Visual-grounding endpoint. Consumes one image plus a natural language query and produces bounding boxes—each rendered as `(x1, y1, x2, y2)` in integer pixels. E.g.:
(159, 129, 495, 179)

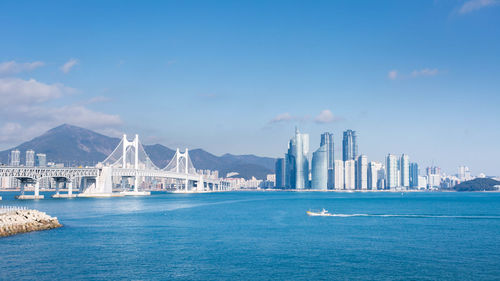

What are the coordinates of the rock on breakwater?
(0, 210, 62, 237)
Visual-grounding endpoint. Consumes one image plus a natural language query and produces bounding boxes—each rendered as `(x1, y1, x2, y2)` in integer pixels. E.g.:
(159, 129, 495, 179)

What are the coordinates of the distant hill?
(453, 178, 500, 192)
(0, 124, 275, 179)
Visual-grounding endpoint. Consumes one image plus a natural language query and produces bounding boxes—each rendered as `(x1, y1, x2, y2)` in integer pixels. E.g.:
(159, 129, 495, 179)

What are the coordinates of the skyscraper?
(368, 161, 382, 190)
(275, 158, 285, 189)
(334, 160, 344, 190)
(320, 132, 334, 189)
(409, 162, 419, 188)
(356, 155, 368, 190)
(36, 153, 47, 167)
(458, 166, 471, 181)
(342, 130, 357, 161)
(311, 144, 328, 190)
(344, 160, 355, 190)
(400, 154, 410, 188)
(26, 150, 35, 167)
(10, 150, 20, 166)
(284, 127, 309, 189)
(386, 154, 398, 189)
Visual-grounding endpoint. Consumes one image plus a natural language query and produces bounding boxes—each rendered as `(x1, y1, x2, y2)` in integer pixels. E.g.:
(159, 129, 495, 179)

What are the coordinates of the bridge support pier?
(16, 179, 44, 200)
(52, 179, 77, 198)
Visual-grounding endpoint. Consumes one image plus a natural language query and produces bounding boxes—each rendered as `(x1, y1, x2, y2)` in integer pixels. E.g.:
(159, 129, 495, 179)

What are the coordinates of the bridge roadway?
(0, 166, 226, 199)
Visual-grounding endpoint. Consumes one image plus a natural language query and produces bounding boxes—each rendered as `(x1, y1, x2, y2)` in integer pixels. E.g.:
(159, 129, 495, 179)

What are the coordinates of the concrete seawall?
(0, 210, 62, 237)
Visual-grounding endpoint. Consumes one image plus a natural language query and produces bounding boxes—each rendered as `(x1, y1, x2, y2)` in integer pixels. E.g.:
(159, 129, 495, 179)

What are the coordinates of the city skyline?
(276, 127, 487, 191)
(0, 1, 499, 175)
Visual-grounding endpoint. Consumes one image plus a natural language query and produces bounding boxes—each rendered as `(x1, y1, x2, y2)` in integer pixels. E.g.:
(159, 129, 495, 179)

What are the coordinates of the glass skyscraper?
(320, 132, 334, 189)
(342, 130, 358, 161)
(311, 144, 328, 190)
(409, 162, 419, 188)
(400, 154, 410, 188)
(285, 127, 309, 189)
(275, 158, 285, 189)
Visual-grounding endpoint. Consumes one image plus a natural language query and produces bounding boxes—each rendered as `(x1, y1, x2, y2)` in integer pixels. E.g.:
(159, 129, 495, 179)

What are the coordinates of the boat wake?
(329, 214, 500, 219)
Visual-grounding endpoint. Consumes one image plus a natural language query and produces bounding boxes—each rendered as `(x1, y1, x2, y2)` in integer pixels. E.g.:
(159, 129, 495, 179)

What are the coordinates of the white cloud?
(459, 0, 499, 14)
(0, 61, 44, 75)
(0, 77, 74, 106)
(270, 113, 294, 123)
(0, 77, 122, 148)
(61, 58, 79, 74)
(411, 68, 439, 77)
(388, 70, 398, 80)
(270, 110, 341, 125)
(388, 68, 441, 80)
(314, 109, 337, 124)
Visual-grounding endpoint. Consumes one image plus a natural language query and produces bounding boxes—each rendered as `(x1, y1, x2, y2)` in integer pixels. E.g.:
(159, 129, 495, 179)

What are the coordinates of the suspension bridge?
(0, 134, 229, 199)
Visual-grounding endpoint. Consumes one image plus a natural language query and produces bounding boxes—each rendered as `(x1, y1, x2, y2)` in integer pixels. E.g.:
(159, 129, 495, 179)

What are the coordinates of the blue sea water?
(1, 191, 500, 280)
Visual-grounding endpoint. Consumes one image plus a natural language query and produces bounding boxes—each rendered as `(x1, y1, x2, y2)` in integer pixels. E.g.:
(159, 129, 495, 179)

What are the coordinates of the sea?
(1, 191, 499, 280)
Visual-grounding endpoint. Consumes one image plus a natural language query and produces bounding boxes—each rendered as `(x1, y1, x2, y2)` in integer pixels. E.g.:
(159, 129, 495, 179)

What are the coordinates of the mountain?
(453, 178, 500, 192)
(0, 124, 275, 179)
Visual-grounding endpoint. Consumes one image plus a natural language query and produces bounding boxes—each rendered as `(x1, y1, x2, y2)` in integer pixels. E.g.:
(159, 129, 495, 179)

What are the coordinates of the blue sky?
(0, 0, 499, 175)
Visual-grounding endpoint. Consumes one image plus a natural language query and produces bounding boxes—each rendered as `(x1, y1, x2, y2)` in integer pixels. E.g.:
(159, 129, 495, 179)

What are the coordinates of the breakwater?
(0, 209, 62, 237)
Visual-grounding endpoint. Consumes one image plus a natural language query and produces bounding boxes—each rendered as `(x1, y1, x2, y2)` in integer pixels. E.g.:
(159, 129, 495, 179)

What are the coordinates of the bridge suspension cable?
(101, 134, 159, 170)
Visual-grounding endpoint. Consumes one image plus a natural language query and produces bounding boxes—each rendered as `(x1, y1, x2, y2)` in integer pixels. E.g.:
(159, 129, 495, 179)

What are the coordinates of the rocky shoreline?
(0, 210, 62, 237)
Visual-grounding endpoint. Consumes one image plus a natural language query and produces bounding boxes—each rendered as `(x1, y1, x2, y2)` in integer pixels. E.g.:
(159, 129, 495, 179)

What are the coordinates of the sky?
(0, 0, 499, 175)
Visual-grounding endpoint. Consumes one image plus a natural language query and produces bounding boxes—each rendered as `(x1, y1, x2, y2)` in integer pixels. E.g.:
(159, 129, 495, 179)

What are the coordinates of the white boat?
(306, 208, 334, 216)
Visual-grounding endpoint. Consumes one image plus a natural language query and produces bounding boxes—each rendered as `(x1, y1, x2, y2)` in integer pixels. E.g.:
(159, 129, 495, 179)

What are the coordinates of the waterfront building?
(386, 154, 398, 189)
(458, 166, 471, 181)
(320, 132, 335, 189)
(426, 166, 441, 176)
(10, 150, 20, 166)
(418, 176, 428, 189)
(36, 153, 47, 167)
(400, 154, 410, 188)
(428, 173, 441, 189)
(334, 160, 344, 190)
(285, 127, 309, 189)
(342, 130, 357, 161)
(311, 144, 328, 190)
(356, 155, 368, 190)
(26, 150, 35, 167)
(275, 158, 285, 189)
(409, 162, 419, 188)
(368, 161, 382, 190)
(344, 160, 355, 190)
(426, 166, 441, 189)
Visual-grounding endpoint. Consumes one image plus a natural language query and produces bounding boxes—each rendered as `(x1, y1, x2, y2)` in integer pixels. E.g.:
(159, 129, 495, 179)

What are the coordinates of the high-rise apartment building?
(356, 155, 368, 190)
(10, 150, 20, 166)
(275, 158, 285, 189)
(368, 161, 382, 190)
(458, 166, 471, 181)
(386, 154, 398, 189)
(320, 132, 334, 189)
(409, 162, 419, 188)
(344, 160, 355, 190)
(334, 160, 344, 190)
(342, 130, 357, 161)
(400, 154, 409, 188)
(311, 144, 328, 190)
(26, 150, 35, 167)
(36, 153, 47, 167)
(285, 127, 309, 189)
